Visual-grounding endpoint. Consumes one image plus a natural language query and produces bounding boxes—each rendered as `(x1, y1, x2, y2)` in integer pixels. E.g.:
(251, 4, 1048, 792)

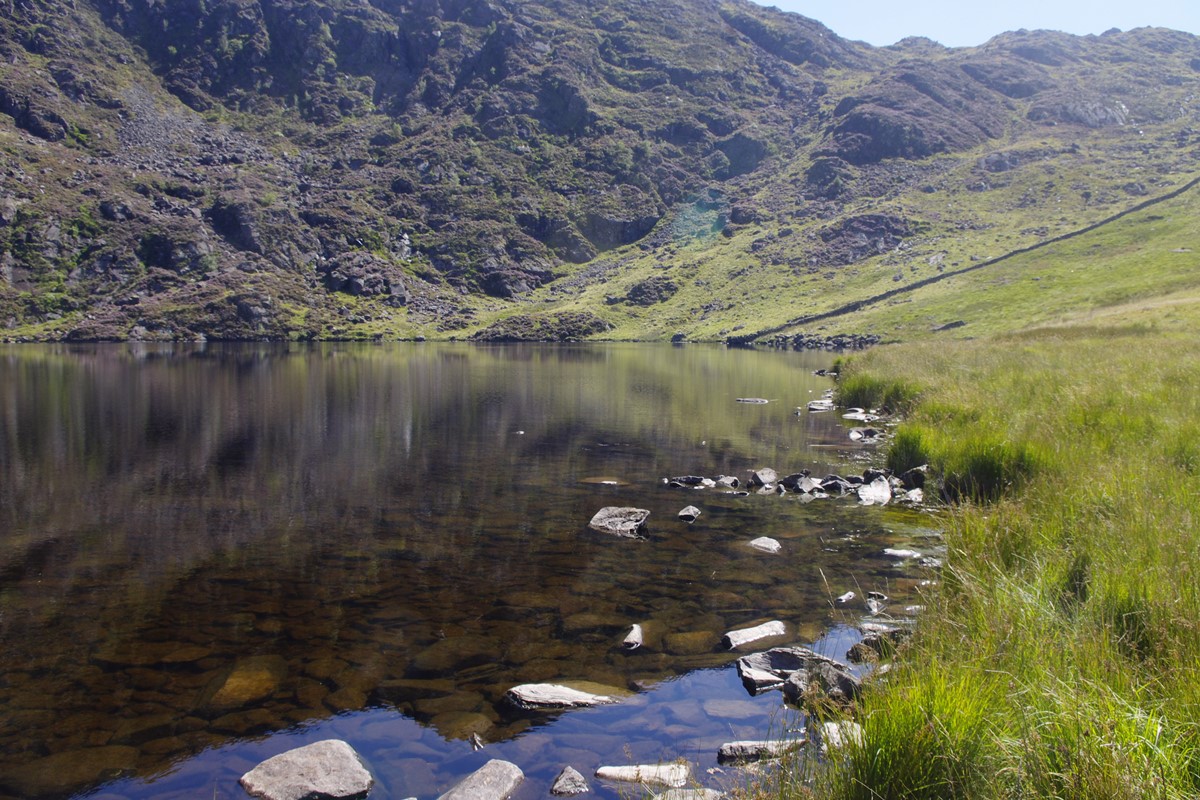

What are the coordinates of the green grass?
(794, 329, 1200, 799)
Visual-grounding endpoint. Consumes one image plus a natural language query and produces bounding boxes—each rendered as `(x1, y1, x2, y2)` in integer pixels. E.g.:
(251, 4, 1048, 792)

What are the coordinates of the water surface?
(0, 343, 939, 799)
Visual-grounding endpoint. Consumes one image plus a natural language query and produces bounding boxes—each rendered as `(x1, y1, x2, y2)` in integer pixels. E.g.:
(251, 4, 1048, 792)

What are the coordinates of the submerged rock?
(438, 759, 524, 800)
(588, 507, 650, 538)
(240, 739, 373, 800)
(198, 654, 287, 713)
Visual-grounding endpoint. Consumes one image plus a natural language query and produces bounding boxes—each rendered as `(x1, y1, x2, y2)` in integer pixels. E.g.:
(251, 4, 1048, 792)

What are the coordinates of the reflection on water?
(0, 343, 937, 799)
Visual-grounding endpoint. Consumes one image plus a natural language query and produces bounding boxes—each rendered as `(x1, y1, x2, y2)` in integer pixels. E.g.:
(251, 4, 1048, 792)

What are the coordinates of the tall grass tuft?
(825, 665, 997, 800)
(836, 372, 922, 415)
(939, 436, 1045, 503)
(886, 425, 932, 475)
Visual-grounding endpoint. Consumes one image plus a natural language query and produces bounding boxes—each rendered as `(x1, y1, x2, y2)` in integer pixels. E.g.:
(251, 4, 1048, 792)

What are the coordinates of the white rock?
(820, 721, 864, 754)
(748, 536, 781, 553)
(623, 624, 644, 650)
(883, 548, 921, 559)
(835, 591, 855, 605)
(722, 620, 786, 650)
(857, 477, 892, 505)
(588, 507, 650, 538)
(652, 790, 725, 800)
(595, 764, 690, 788)
(505, 683, 620, 710)
(678, 505, 702, 522)
(240, 740, 373, 800)
(438, 759, 524, 800)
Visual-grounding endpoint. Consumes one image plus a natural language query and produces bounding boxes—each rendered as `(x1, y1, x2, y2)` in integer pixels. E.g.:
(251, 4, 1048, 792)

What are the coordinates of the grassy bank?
(801, 328, 1200, 799)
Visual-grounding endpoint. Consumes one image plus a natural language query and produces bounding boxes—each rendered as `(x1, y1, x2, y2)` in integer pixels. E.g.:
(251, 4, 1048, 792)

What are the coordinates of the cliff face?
(1, 0, 1198, 341)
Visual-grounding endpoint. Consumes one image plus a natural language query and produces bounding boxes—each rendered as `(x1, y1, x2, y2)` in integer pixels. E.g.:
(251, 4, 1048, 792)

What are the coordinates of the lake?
(0, 343, 940, 799)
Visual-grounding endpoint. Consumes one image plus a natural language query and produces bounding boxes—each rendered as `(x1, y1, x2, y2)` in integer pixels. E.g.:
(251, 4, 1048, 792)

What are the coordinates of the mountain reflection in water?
(0, 343, 935, 799)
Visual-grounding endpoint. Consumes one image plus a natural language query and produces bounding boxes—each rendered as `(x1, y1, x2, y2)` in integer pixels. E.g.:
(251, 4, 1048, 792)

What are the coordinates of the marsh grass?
(802, 331, 1200, 799)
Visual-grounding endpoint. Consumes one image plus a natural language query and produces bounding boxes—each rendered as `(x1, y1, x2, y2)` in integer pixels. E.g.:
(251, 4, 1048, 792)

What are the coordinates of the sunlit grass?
(790, 330, 1200, 799)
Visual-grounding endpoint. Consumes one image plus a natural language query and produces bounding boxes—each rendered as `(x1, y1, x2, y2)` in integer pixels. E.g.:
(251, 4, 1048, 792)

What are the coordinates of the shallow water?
(0, 343, 940, 799)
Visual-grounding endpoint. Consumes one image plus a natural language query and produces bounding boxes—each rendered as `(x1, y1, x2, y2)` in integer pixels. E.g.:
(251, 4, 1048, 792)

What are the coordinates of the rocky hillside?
(1, 0, 1198, 341)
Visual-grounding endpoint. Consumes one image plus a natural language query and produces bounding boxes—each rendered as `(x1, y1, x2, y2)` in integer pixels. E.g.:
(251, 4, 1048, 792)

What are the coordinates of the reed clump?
(805, 331, 1200, 799)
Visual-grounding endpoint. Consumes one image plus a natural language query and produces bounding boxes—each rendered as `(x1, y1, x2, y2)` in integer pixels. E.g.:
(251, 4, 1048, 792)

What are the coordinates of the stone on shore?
(595, 763, 690, 788)
(722, 620, 787, 650)
(437, 759, 524, 800)
(239, 739, 373, 800)
(857, 477, 892, 505)
(588, 507, 650, 538)
(551, 766, 590, 795)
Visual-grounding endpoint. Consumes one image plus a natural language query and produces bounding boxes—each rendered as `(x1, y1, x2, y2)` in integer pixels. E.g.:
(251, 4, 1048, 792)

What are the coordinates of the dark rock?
(898, 466, 927, 490)
(624, 276, 678, 305)
(735, 646, 837, 694)
(717, 739, 802, 764)
(782, 658, 861, 704)
(847, 627, 911, 663)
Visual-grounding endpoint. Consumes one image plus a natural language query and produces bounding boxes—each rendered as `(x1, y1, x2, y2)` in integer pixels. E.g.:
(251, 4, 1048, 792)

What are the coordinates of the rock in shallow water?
(240, 739, 373, 800)
(551, 765, 590, 795)
(722, 620, 787, 650)
(595, 763, 689, 788)
(748, 536, 781, 553)
(717, 739, 803, 764)
(505, 683, 623, 710)
(588, 507, 650, 537)
(437, 759, 524, 800)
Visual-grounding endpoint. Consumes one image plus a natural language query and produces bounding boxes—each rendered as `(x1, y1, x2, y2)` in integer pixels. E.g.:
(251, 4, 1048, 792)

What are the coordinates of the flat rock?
(883, 548, 922, 559)
(748, 536, 781, 553)
(438, 759, 524, 800)
(551, 766, 590, 796)
(588, 507, 650, 538)
(506, 683, 622, 710)
(240, 739, 373, 800)
(722, 620, 786, 650)
(652, 791, 725, 800)
(736, 397, 769, 404)
(595, 764, 689, 788)
(717, 739, 803, 764)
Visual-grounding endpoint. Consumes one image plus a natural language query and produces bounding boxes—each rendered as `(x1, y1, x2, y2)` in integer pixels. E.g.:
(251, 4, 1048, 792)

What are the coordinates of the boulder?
(749, 468, 778, 487)
(595, 764, 689, 788)
(551, 766, 590, 795)
(240, 740, 373, 800)
(437, 759, 524, 800)
(782, 659, 861, 705)
(735, 647, 854, 697)
(722, 620, 787, 650)
(588, 507, 650, 538)
(505, 683, 622, 710)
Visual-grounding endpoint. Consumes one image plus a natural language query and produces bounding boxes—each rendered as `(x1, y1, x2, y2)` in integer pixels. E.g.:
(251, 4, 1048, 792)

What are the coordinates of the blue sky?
(751, 1, 1200, 47)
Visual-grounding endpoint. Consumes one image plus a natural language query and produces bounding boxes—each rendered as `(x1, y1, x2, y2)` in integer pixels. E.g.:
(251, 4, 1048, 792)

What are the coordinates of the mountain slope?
(0, 0, 1198, 341)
